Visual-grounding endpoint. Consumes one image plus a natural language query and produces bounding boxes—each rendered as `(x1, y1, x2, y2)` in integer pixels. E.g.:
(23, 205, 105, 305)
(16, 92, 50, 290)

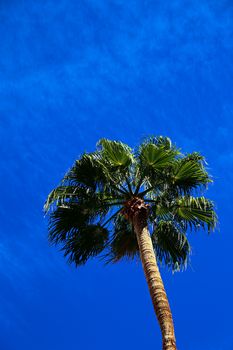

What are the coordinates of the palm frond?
(139, 142, 178, 170)
(44, 185, 89, 213)
(62, 152, 109, 191)
(98, 138, 134, 168)
(150, 195, 217, 232)
(62, 224, 109, 266)
(135, 139, 179, 193)
(48, 205, 90, 245)
(181, 152, 206, 163)
(174, 196, 217, 232)
(105, 214, 139, 263)
(152, 221, 191, 271)
(171, 156, 211, 194)
(152, 202, 173, 221)
(141, 136, 175, 150)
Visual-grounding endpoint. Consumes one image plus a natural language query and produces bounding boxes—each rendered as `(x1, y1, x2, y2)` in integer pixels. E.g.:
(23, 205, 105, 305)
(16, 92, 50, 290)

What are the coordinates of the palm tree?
(44, 137, 217, 350)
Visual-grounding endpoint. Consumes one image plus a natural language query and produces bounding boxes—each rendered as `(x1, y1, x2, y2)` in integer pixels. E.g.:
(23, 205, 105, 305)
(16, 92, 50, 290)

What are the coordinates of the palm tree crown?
(44, 136, 217, 271)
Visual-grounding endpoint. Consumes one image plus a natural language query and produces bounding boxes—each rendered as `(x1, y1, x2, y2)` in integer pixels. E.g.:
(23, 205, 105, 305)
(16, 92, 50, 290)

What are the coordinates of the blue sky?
(0, 0, 233, 349)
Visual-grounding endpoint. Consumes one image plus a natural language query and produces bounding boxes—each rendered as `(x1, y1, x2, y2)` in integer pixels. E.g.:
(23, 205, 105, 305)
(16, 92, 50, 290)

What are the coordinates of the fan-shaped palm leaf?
(61, 152, 109, 190)
(171, 156, 211, 194)
(98, 138, 134, 168)
(174, 196, 217, 232)
(44, 185, 89, 213)
(152, 196, 217, 232)
(106, 214, 138, 262)
(62, 224, 109, 266)
(134, 138, 179, 193)
(152, 221, 191, 271)
(48, 205, 90, 245)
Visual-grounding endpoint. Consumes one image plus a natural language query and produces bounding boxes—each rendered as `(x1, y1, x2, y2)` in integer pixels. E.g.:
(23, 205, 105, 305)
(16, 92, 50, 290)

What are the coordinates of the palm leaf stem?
(105, 202, 125, 207)
(138, 187, 154, 197)
(99, 233, 118, 260)
(134, 176, 144, 195)
(119, 184, 129, 193)
(103, 197, 125, 202)
(102, 208, 123, 227)
(111, 183, 128, 196)
(125, 176, 133, 195)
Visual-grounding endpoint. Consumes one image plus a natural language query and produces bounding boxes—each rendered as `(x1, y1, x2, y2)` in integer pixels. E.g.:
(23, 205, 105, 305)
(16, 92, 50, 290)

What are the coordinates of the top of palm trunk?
(121, 197, 149, 222)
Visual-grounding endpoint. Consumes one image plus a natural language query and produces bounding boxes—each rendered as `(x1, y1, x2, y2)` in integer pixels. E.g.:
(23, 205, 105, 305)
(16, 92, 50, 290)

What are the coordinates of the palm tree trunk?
(133, 208, 177, 350)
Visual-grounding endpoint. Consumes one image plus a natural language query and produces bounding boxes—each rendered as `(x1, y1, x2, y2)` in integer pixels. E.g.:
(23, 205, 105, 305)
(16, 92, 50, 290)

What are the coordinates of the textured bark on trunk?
(133, 207, 177, 350)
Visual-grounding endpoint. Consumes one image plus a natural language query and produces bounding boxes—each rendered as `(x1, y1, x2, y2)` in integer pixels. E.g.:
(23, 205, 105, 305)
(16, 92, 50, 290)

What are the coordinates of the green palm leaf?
(62, 224, 109, 266)
(135, 138, 179, 192)
(171, 155, 211, 193)
(62, 152, 116, 193)
(139, 144, 177, 169)
(98, 138, 134, 168)
(106, 214, 138, 262)
(48, 205, 90, 245)
(174, 196, 217, 232)
(152, 196, 217, 232)
(44, 185, 89, 213)
(152, 221, 191, 271)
